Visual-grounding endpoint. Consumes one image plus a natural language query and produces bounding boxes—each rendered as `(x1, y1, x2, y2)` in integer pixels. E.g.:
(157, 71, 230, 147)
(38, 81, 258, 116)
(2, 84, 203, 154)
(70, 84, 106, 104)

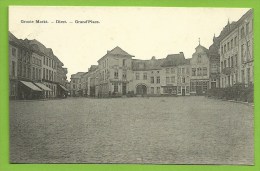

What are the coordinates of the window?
(224, 60, 227, 68)
(186, 68, 190, 74)
(123, 59, 126, 66)
(228, 57, 230, 67)
(166, 68, 169, 74)
(177, 86, 181, 94)
(12, 48, 17, 57)
(39, 69, 41, 80)
(186, 86, 190, 94)
(247, 68, 251, 85)
(235, 55, 238, 67)
(33, 67, 35, 80)
(46, 69, 49, 80)
(178, 76, 181, 83)
(227, 42, 230, 51)
(178, 68, 181, 74)
(221, 46, 223, 54)
(156, 76, 160, 84)
(27, 67, 30, 79)
(166, 77, 170, 84)
(123, 72, 127, 79)
(247, 40, 251, 59)
(197, 68, 202, 76)
(241, 27, 245, 39)
(182, 68, 185, 74)
(151, 77, 154, 84)
(36, 68, 38, 80)
(156, 87, 160, 94)
(221, 62, 224, 71)
(43, 68, 45, 79)
(241, 70, 245, 83)
(11, 61, 15, 77)
(23, 65, 26, 77)
(231, 39, 233, 49)
(241, 44, 245, 61)
(49, 70, 51, 80)
(191, 82, 196, 92)
(114, 70, 118, 79)
(171, 68, 175, 74)
(143, 73, 147, 80)
(202, 82, 208, 92)
(224, 44, 226, 53)
(182, 77, 185, 83)
(171, 76, 175, 83)
(114, 83, 118, 92)
(157, 71, 160, 74)
(231, 56, 234, 67)
(198, 54, 202, 63)
(136, 73, 140, 80)
(234, 36, 237, 46)
(192, 68, 196, 76)
(246, 22, 249, 35)
(203, 67, 207, 76)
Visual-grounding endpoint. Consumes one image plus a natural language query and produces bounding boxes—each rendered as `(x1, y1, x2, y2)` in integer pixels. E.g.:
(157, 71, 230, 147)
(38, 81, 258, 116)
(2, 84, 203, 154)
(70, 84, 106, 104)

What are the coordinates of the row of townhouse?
(69, 9, 253, 98)
(9, 32, 69, 100)
(219, 9, 254, 88)
(70, 43, 211, 97)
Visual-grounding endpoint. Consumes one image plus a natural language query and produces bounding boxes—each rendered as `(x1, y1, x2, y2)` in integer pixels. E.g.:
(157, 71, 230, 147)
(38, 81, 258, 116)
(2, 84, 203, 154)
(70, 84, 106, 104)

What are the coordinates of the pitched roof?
(132, 58, 165, 71)
(88, 65, 98, 72)
(98, 46, 134, 62)
(108, 46, 134, 56)
(71, 72, 85, 79)
(209, 9, 252, 57)
(161, 53, 186, 67)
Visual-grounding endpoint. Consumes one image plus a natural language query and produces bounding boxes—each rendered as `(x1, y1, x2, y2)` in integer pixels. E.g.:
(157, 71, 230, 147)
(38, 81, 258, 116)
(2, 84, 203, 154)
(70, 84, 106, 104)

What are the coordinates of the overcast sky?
(9, 7, 249, 80)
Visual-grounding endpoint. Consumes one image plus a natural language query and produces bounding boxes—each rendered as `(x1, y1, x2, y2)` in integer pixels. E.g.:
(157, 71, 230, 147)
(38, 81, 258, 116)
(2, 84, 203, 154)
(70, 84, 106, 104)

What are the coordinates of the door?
(196, 85, 203, 95)
(182, 89, 185, 96)
(122, 83, 127, 95)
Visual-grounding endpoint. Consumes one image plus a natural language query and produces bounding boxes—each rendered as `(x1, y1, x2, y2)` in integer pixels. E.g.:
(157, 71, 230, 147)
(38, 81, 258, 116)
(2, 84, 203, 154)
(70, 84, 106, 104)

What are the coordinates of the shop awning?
(20, 81, 42, 91)
(59, 84, 69, 91)
(35, 83, 52, 91)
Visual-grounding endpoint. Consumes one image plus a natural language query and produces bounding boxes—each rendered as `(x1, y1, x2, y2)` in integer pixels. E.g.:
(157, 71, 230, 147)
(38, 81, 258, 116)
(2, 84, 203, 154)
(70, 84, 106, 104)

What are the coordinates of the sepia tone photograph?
(9, 6, 254, 164)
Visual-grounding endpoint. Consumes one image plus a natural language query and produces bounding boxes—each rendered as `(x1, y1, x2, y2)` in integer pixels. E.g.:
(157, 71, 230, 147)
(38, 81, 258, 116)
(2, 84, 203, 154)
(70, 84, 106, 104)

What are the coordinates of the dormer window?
(123, 59, 126, 66)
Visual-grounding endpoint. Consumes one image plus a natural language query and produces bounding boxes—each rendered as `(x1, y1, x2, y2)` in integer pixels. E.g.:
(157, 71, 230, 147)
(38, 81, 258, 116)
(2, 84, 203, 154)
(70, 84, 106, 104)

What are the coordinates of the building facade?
(190, 44, 210, 95)
(68, 9, 253, 98)
(220, 9, 253, 88)
(9, 32, 68, 100)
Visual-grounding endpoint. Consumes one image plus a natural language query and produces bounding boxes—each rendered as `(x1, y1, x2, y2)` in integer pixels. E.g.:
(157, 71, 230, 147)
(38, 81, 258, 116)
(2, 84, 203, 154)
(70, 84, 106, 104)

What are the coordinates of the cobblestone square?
(10, 96, 254, 164)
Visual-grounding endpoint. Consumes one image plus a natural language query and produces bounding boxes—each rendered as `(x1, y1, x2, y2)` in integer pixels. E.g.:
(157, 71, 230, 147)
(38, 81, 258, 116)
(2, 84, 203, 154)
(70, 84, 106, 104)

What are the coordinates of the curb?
(207, 97, 254, 107)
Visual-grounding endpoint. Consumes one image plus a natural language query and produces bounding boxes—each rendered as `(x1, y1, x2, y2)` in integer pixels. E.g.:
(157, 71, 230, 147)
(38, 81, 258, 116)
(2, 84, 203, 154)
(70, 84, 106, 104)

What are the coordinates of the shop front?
(18, 81, 42, 100)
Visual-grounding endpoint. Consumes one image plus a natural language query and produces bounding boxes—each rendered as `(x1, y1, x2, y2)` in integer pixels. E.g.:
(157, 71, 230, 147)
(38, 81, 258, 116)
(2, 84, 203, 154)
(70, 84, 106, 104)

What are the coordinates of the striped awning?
(59, 84, 69, 91)
(20, 81, 42, 91)
(35, 83, 52, 91)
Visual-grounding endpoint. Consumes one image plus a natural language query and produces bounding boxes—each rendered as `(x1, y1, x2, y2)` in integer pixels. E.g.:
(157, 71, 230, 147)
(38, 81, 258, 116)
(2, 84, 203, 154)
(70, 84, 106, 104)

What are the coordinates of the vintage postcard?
(8, 6, 254, 164)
